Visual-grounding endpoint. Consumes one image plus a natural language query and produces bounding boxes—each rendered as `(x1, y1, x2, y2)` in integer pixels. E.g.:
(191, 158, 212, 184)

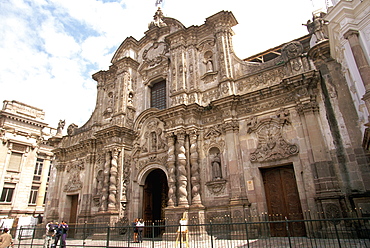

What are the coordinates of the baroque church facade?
(45, 8, 370, 231)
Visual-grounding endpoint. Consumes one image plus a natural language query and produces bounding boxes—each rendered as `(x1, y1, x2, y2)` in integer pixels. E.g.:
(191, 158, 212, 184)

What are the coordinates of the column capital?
(343, 29, 359, 40)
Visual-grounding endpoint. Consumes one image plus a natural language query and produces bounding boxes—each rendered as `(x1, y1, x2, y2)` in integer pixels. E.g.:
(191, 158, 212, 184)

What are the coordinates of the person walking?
(0, 228, 13, 248)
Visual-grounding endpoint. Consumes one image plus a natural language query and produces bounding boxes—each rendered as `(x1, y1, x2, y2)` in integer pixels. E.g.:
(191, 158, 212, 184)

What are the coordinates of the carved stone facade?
(45, 9, 370, 228)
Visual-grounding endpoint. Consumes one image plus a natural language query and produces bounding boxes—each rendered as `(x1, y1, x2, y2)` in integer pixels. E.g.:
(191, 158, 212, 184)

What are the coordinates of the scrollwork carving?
(248, 117, 298, 162)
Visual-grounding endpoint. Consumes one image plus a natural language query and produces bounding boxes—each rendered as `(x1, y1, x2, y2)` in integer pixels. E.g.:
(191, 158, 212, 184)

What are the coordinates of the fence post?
(106, 224, 110, 248)
(210, 220, 214, 248)
(31, 225, 36, 248)
(152, 222, 155, 248)
(244, 218, 250, 248)
(333, 218, 342, 248)
(17, 226, 23, 248)
(83, 221, 87, 247)
(285, 217, 292, 248)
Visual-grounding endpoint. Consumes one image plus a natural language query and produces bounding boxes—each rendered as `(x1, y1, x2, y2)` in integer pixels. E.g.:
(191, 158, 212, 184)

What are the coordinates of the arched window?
(151, 80, 166, 110)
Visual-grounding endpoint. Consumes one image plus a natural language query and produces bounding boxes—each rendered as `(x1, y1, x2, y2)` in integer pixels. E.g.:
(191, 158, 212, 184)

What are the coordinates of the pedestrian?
(132, 218, 138, 242)
(59, 221, 69, 248)
(52, 222, 61, 247)
(44, 221, 55, 248)
(136, 219, 144, 243)
(0, 228, 13, 248)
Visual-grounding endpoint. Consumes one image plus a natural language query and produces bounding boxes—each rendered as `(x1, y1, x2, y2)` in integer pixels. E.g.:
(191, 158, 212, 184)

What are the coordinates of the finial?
(148, 7, 167, 29)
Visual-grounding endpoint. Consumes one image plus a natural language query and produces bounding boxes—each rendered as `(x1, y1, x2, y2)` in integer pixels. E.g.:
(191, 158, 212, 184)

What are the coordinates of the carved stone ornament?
(206, 179, 227, 195)
(64, 160, 84, 192)
(248, 116, 298, 162)
(142, 42, 169, 67)
(67, 123, 78, 136)
(139, 118, 167, 154)
(200, 71, 218, 84)
(282, 41, 303, 62)
(64, 170, 82, 192)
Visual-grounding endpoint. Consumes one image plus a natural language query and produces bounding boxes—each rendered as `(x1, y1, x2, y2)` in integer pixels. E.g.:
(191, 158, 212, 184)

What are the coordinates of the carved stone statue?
(56, 120, 65, 136)
(303, 12, 328, 43)
(204, 51, 214, 72)
(212, 153, 222, 180)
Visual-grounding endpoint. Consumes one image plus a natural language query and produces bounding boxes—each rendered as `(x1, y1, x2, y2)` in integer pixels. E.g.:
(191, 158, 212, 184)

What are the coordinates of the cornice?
(0, 111, 48, 128)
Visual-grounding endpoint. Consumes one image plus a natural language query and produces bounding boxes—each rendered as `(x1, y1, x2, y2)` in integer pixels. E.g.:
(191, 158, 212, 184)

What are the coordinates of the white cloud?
(0, 0, 323, 129)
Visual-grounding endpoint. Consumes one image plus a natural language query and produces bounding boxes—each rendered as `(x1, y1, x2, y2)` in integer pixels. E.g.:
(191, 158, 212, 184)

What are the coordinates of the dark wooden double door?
(262, 165, 306, 237)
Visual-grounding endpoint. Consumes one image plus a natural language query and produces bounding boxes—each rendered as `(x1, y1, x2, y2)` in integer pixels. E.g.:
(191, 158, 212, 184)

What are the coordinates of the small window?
(0, 183, 16, 203)
(43, 188, 48, 205)
(33, 158, 43, 181)
(28, 186, 39, 205)
(151, 80, 166, 110)
(8, 152, 22, 171)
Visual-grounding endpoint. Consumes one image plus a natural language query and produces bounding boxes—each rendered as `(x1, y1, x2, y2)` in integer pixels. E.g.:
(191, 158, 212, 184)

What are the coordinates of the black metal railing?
(13, 216, 370, 248)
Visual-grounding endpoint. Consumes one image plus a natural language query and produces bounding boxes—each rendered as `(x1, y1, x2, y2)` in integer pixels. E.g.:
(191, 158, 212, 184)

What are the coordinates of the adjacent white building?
(326, 0, 370, 141)
(0, 100, 55, 220)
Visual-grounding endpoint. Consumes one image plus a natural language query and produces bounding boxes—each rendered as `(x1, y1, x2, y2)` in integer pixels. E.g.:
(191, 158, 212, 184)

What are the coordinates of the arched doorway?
(143, 169, 168, 237)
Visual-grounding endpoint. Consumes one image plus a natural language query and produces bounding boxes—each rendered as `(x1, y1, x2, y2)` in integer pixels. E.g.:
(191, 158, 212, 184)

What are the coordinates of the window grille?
(151, 80, 166, 110)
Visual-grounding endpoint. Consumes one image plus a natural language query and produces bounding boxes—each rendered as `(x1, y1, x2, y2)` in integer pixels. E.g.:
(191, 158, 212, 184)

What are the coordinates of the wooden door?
(262, 165, 306, 237)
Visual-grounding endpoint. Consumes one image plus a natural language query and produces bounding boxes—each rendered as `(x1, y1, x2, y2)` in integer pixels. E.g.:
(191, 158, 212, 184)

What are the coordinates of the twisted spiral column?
(189, 132, 202, 205)
(177, 133, 189, 206)
(167, 135, 177, 207)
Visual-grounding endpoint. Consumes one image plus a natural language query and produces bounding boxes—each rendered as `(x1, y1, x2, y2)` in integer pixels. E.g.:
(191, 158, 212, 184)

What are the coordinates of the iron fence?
(13, 216, 370, 248)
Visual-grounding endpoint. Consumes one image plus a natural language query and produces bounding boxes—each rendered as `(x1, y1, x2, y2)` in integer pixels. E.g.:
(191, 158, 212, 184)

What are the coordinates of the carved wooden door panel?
(68, 194, 78, 238)
(262, 165, 306, 237)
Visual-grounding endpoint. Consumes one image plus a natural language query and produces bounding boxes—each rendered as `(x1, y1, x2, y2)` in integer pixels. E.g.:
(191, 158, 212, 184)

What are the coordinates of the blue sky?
(0, 0, 328, 131)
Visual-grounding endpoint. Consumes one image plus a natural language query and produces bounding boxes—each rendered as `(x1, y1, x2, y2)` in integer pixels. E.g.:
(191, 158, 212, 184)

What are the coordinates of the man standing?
(0, 228, 13, 248)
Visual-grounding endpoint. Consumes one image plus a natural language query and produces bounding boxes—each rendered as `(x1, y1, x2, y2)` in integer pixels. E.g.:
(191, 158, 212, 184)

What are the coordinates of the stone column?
(167, 135, 177, 207)
(177, 133, 189, 207)
(344, 30, 370, 92)
(297, 102, 347, 193)
(46, 160, 65, 221)
(108, 149, 119, 211)
(344, 30, 370, 117)
(99, 151, 111, 212)
(189, 132, 202, 206)
(35, 157, 51, 211)
(224, 120, 247, 204)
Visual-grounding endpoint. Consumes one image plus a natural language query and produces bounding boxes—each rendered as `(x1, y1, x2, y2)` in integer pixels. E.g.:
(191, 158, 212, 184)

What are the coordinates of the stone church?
(45, 8, 370, 233)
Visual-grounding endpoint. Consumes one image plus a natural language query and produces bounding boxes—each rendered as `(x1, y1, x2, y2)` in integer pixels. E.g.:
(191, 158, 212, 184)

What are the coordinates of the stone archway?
(142, 169, 168, 237)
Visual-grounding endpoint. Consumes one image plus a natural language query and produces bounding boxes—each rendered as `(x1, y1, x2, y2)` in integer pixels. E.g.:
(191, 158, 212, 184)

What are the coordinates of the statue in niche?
(142, 132, 149, 152)
(151, 131, 157, 152)
(204, 51, 214, 73)
(128, 92, 133, 107)
(212, 153, 222, 180)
